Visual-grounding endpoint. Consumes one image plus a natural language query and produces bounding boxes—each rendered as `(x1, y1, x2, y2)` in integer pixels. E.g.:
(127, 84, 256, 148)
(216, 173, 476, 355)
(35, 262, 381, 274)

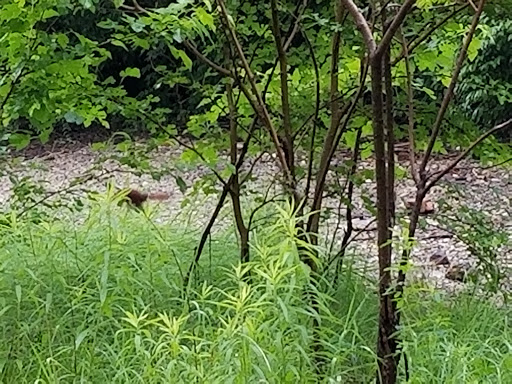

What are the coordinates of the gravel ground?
(1, 138, 511, 295)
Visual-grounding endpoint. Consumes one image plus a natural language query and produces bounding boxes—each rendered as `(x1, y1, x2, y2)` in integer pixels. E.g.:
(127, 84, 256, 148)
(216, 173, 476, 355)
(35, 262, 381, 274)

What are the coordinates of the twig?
(217, 0, 293, 185)
(120, 0, 148, 13)
(374, 0, 416, 59)
(326, 218, 377, 269)
(481, 156, 512, 170)
(419, 0, 486, 176)
(284, 0, 309, 51)
(300, 26, 320, 210)
(426, 118, 512, 190)
(271, 0, 294, 176)
(184, 41, 233, 77)
(392, 5, 468, 65)
(399, 28, 419, 185)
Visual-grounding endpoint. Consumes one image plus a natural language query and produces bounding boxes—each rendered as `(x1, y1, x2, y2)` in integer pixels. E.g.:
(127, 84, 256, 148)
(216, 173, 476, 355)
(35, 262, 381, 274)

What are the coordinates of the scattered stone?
(404, 199, 435, 215)
(430, 252, 450, 266)
(445, 264, 468, 282)
(2, 140, 511, 294)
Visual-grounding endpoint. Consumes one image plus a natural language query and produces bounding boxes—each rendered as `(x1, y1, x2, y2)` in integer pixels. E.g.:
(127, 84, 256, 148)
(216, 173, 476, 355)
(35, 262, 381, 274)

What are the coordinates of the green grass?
(0, 201, 510, 383)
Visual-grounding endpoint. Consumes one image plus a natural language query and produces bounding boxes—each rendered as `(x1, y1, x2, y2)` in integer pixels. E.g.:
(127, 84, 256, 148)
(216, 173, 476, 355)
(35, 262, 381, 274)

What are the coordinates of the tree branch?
(271, 0, 295, 176)
(184, 40, 233, 77)
(419, 0, 486, 175)
(217, 0, 293, 187)
(374, 0, 416, 59)
(426, 118, 512, 190)
(340, 0, 377, 54)
(399, 28, 419, 185)
(392, 4, 468, 65)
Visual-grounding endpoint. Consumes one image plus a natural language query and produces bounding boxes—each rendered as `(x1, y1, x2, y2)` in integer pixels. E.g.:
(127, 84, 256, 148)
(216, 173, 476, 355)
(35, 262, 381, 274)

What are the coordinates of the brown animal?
(125, 189, 170, 208)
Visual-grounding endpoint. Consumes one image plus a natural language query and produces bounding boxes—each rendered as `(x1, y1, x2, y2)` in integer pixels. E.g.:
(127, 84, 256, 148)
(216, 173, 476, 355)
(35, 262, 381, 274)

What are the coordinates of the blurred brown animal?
(125, 189, 169, 208)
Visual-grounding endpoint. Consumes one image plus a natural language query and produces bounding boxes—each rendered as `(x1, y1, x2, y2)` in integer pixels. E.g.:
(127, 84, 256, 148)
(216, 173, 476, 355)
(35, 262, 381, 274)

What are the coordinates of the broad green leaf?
(9, 133, 31, 150)
(362, 121, 372, 136)
(177, 50, 192, 70)
(344, 130, 357, 148)
(181, 149, 198, 163)
(130, 19, 146, 32)
(91, 142, 107, 151)
(195, 7, 214, 28)
(56, 34, 69, 48)
(467, 38, 482, 61)
(134, 37, 150, 50)
(202, 146, 218, 165)
(121, 67, 141, 78)
(64, 111, 84, 125)
(111, 39, 128, 50)
(42, 9, 59, 19)
(39, 129, 51, 144)
(346, 57, 360, 73)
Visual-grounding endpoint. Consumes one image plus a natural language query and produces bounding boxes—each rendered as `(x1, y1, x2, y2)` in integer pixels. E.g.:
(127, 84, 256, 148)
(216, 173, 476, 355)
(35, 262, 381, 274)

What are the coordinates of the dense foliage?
(0, 202, 510, 383)
(1, 0, 511, 382)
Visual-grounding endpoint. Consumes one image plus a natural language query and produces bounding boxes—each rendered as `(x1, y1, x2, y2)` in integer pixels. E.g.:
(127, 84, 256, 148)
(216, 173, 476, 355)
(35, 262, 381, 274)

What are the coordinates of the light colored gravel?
(2, 139, 511, 295)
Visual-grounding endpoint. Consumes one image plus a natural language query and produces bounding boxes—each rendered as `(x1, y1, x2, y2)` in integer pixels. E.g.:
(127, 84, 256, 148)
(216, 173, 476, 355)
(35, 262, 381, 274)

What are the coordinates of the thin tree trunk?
(226, 64, 250, 264)
(383, 35, 395, 226)
(306, 0, 345, 245)
(271, 0, 295, 179)
(370, 54, 397, 383)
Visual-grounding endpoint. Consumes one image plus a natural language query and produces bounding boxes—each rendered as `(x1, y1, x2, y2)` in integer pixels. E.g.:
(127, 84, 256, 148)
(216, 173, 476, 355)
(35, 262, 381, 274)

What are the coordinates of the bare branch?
(271, 0, 294, 176)
(120, 0, 148, 13)
(184, 40, 233, 77)
(466, 0, 478, 11)
(340, 0, 377, 53)
(217, 0, 294, 187)
(419, 0, 486, 175)
(300, 27, 320, 208)
(426, 118, 512, 189)
(374, 0, 416, 59)
(284, 0, 309, 51)
(392, 4, 468, 65)
(399, 28, 419, 185)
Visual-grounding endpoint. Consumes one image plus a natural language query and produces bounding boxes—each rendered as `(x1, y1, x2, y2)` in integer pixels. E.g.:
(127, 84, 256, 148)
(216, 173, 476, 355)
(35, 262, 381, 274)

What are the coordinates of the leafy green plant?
(0, 198, 510, 382)
(437, 202, 510, 295)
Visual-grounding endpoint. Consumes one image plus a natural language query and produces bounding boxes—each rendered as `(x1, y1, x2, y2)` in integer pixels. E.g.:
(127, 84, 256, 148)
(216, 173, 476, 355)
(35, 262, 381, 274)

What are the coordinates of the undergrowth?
(0, 200, 510, 383)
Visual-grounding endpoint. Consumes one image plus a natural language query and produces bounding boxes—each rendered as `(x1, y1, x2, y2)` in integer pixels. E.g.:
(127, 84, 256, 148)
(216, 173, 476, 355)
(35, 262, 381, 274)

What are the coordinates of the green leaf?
(202, 146, 218, 165)
(346, 57, 360, 73)
(130, 19, 146, 32)
(134, 37, 150, 50)
(344, 131, 357, 148)
(79, 0, 94, 10)
(362, 121, 372, 136)
(467, 38, 482, 61)
(181, 149, 198, 163)
(195, 8, 214, 28)
(111, 39, 128, 51)
(9, 133, 31, 150)
(177, 50, 192, 70)
(291, 68, 301, 85)
(175, 176, 187, 193)
(56, 34, 69, 48)
(91, 142, 107, 151)
(75, 330, 89, 350)
(42, 9, 59, 19)
(64, 111, 84, 125)
(120, 67, 141, 78)
(39, 129, 51, 144)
